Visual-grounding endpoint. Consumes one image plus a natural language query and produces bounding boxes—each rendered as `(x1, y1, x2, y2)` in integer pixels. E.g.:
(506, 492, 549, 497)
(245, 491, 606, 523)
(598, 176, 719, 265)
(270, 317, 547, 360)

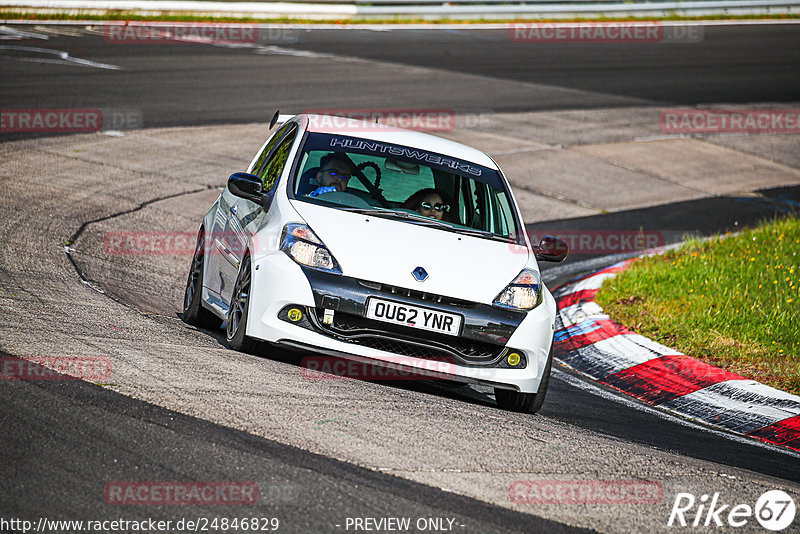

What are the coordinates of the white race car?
(182, 114, 568, 413)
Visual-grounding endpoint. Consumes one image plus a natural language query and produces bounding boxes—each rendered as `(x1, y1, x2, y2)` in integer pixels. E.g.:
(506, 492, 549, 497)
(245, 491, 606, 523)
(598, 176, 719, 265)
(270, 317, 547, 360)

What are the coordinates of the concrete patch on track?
(705, 132, 800, 170)
(574, 137, 800, 197)
(2, 114, 800, 532)
(553, 259, 800, 452)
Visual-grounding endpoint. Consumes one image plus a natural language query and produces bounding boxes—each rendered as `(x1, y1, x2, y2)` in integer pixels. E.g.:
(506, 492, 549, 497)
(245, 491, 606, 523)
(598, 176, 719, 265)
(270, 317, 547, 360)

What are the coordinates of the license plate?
(365, 298, 462, 336)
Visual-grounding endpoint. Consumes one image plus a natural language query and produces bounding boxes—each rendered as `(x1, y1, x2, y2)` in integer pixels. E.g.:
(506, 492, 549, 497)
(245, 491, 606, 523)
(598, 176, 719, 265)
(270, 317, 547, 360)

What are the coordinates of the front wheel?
(182, 230, 220, 329)
(226, 254, 258, 353)
(494, 344, 553, 414)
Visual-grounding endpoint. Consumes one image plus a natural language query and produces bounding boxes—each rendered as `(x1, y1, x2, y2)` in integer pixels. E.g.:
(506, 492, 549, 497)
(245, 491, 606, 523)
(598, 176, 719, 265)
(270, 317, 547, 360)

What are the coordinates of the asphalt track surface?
(2, 22, 800, 533)
(1, 23, 799, 133)
(1, 359, 581, 533)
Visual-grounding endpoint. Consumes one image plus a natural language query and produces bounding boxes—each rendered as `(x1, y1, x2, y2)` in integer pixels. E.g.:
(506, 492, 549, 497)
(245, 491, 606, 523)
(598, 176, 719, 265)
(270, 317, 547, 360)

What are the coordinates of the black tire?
(226, 253, 258, 353)
(495, 344, 554, 414)
(182, 230, 220, 329)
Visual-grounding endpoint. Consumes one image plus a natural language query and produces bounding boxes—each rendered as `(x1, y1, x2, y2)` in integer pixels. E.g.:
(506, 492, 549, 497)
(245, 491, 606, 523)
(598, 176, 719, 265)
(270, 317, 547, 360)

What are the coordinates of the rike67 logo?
(668, 490, 796, 531)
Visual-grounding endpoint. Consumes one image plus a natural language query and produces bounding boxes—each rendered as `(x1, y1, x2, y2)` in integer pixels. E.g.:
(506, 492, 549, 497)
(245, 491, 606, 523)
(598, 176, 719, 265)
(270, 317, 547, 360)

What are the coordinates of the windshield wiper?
(342, 207, 515, 242)
(342, 207, 448, 226)
(341, 207, 406, 217)
(450, 227, 516, 243)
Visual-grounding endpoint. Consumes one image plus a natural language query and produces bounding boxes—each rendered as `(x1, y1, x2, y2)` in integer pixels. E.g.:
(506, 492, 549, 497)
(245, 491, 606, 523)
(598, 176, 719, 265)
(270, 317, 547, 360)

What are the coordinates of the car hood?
(290, 201, 531, 304)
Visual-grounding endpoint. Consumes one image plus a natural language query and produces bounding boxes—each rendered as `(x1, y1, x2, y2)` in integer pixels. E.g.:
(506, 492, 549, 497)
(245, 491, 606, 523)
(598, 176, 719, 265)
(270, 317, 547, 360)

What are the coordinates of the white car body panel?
(290, 200, 528, 304)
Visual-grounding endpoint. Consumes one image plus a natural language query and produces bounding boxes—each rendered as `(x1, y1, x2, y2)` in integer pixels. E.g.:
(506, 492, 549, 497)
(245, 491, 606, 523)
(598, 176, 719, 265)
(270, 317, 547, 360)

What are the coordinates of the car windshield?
(289, 133, 521, 243)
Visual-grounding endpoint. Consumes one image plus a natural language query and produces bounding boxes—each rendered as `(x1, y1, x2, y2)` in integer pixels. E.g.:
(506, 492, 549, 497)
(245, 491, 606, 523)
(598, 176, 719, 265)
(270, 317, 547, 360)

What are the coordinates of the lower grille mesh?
(314, 310, 503, 364)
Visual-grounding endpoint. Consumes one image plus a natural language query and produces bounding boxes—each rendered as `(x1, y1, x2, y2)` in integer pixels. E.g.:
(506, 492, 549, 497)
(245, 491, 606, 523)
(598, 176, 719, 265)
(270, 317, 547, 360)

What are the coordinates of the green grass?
(2, 10, 800, 24)
(596, 217, 800, 395)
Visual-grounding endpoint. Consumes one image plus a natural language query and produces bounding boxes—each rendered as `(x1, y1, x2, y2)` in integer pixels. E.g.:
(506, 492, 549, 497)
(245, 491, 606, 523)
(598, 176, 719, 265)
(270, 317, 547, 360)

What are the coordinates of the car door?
(220, 123, 298, 306)
(204, 186, 240, 301)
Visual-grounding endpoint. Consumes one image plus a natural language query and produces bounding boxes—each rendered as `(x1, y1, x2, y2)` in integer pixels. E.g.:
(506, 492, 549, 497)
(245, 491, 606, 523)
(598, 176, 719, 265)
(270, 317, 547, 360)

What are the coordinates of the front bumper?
(246, 252, 556, 393)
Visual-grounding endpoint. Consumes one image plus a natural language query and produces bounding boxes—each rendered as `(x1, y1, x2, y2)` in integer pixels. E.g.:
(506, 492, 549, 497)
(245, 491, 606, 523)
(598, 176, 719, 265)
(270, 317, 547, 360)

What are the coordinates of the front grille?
(349, 337, 455, 361)
(313, 309, 504, 365)
(357, 280, 475, 308)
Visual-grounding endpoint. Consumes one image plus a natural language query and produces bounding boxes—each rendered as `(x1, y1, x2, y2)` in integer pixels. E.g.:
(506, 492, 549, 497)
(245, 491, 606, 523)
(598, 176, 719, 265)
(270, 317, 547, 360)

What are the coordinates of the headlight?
(493, 269, 542, 310)
(280, 223, 342, 274)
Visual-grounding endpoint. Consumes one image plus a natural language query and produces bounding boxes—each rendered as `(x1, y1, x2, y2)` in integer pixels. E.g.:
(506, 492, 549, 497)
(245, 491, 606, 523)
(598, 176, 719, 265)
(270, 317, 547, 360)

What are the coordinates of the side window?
(463, 179, 483, 229)
(250, 122, 292, 177)
(457, 177, 472, 226)
(494, 190, 513, 237)
(259, 129, 297, 191)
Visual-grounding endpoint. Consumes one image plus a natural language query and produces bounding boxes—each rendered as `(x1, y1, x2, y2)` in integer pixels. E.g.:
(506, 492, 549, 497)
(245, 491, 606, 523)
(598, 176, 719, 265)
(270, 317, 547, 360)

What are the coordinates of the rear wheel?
(182, 230, 220, 329)
(226, 254, 257, 353)
(495, 344, 553, 414)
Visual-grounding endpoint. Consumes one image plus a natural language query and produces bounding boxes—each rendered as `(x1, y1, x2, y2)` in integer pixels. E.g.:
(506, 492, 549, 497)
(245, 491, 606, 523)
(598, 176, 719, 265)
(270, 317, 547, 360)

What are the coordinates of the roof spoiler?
(270, 110, 295, 130)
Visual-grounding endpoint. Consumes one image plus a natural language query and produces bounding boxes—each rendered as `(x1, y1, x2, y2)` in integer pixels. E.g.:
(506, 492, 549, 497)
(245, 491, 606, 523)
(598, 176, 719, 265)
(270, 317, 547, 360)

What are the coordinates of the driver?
(308, 153, 355, 197)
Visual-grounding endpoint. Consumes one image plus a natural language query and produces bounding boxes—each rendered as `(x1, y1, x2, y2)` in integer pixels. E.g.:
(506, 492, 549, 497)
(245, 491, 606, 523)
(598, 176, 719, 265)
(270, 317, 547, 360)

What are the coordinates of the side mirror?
(228, 172, 269, 205)
(534, 235, 569, 263)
